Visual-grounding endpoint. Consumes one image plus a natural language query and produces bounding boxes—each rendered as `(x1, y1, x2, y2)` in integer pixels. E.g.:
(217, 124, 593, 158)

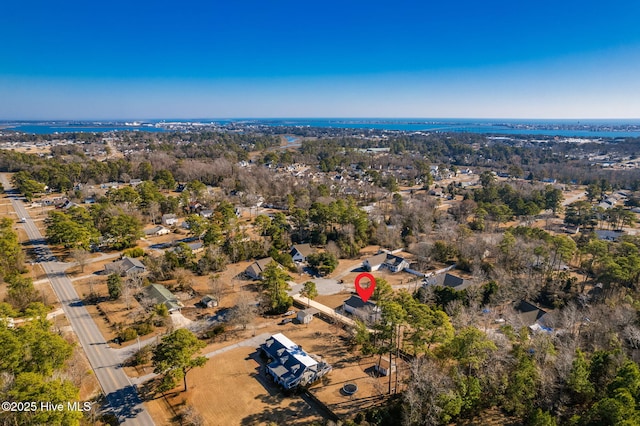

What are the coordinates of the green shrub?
(122, 247, 144, 258)
(119, 327, 138, 342)
(135, 322, 154, 336)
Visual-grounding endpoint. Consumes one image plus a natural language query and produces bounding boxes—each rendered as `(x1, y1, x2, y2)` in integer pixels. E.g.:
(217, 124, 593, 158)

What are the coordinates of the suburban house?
(199, 209, 214, 218)
(201, 295, 218, 308)
(245, 257, 279, 280)
(261, 333, 332, 390)
(595, 230, 624, 242)
(515, 300, 549, 331)
(144, 283, 181, 313)
(187, 242, 205, 254)
(297, 308, 319, 324)
(104, 257, 146, 276)
(144, 226, 171, 237)
(363, 251, 410, 273)
(343, 295, 381, 323)
(161, 214, 178, 226)
(431, 273, 473, 291)
(290, 244, 315, 263)
(375, 356, 397, 377)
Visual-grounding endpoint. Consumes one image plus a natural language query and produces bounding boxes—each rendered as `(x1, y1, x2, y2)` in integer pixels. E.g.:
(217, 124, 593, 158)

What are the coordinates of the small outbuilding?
(296, 308, 319, 324)
(375, 356, 397, 377)
(201, 295, 218, 308)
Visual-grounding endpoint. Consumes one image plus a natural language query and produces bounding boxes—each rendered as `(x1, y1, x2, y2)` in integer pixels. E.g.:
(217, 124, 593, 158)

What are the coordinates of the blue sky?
(1, 0, 640, 119)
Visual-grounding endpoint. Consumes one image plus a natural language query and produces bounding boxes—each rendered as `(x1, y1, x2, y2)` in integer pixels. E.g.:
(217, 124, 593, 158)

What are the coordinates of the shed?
(297, 308, 319, 324)
(201, 295, 218, 308)
(375, 356, 397, 377)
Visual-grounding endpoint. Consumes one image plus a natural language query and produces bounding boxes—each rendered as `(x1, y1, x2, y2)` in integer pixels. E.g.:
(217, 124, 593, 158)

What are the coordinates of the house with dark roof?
(104, 257, 146, 276)
(515, 300, 549, 330)
(144, 283, 181, 313)
(363, 252, 410, 273)
(245, 257, 279, 280)
(261, 333, 331, 389)
(595, 230, 624, 242)
(201, 295, 218, 308)
(343, 295, 381, 323)
(433, 273, 473, 291)
(290, 244, 315, 263)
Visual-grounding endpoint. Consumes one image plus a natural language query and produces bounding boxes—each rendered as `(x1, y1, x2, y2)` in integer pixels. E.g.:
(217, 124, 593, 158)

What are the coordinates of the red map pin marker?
(354, 272, 376, 303)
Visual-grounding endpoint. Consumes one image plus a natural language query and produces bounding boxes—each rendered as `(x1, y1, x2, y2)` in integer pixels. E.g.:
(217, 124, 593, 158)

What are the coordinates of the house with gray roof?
(104, 257, 146, 276)
(363, 251, 410, 273)
(435, 273, 473, 291)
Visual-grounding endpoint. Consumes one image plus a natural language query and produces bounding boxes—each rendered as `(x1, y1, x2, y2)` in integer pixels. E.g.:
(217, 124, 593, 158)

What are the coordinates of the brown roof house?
(245, 257, 280, 280)
(290, 244, 315, 263)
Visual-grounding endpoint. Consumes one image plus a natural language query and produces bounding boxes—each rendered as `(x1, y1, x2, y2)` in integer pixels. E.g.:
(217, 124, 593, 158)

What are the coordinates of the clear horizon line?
(2, 117, 640, 122)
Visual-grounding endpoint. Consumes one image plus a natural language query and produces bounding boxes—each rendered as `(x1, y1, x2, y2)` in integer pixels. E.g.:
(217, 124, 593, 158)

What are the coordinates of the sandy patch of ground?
(143, 313, 396, 425)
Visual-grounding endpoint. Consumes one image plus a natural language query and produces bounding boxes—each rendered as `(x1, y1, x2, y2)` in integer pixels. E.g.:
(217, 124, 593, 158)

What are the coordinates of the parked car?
(279, 318, 293, 325)
(282, 310, 296, 317)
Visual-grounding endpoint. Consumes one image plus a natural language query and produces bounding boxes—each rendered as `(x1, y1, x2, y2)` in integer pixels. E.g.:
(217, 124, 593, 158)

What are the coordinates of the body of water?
(3, 118, 640, 138)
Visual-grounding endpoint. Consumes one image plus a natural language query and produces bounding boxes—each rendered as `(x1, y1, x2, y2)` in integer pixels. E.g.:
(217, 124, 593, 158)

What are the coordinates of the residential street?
(1, 174, 155, 426)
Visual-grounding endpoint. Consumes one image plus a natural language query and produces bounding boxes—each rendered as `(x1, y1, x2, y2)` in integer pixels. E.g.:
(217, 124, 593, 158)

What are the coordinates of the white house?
(363, 252, 410, 273)
(290, 244, 315, 263)
(144, 226, 171, 237)
(162, 214, 178, 226)
(343, 295, 381, 323)
(260, 333, 331, 390)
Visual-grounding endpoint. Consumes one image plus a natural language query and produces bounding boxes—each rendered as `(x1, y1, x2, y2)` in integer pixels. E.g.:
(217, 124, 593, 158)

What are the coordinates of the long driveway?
(1, 175, 154, 426)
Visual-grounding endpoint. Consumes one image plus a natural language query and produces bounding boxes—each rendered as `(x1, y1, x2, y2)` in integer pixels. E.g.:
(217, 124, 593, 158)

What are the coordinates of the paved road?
(1, 175, 155, 426)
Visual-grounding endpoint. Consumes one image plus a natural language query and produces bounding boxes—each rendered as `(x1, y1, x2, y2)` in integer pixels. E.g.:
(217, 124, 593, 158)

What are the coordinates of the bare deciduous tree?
(208, 274, 226, 304)
(70, 248, 91, 273)
(229, 292, 257, 330)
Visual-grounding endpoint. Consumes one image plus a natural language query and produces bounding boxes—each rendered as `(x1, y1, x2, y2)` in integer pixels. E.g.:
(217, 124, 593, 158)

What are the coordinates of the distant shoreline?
(1, 118, 640, 138)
